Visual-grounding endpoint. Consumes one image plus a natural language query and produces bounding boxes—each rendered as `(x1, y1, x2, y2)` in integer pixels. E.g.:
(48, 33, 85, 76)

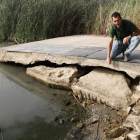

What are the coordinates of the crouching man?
(107, 12, 140, 65)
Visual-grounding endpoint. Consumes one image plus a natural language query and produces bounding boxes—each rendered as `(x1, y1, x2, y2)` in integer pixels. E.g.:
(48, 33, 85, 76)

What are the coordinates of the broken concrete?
(0, 45, 140, 79)
(72, 68, 135, 110)
(104, 126, 126, 138)
(132, 101, 140, 115)
(26, 65, 140, 110)
(123, 114, 140, 131)
(114, 136, 126, 140)
(1, 35, 140, 113)
(136, 85, 140, 92)
(117, 107, 131, 117)
(26, 66, 84, 89)
(127, 131, 140, 140)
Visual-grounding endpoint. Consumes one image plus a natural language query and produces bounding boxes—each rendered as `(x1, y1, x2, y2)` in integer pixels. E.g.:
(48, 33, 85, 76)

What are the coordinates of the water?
(0, 62, 74, 140)
(0, 42, 15, 48)
(0, 43, 75, 140)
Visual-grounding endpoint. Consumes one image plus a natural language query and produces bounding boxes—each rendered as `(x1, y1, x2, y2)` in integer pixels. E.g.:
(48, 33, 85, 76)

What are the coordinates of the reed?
(0, 0, 139, 43)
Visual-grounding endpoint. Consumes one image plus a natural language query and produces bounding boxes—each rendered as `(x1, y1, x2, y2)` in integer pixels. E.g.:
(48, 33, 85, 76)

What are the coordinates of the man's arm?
(107, 38, 113, 65)
(123, 28, 140, 44)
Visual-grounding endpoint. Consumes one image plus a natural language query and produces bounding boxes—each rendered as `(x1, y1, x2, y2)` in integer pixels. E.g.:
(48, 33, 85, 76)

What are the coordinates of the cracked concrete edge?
(26, 65, 84, 90)
(0, 50, 140, 79)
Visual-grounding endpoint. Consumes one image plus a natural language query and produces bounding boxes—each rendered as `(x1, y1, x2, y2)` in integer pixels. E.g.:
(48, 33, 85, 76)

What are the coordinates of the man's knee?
(132, 36, 140, 44)
(136, 36, 140, 44)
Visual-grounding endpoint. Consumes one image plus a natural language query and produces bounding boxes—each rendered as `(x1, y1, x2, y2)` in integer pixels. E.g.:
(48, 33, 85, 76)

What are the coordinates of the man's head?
(112, 12, 122, 29)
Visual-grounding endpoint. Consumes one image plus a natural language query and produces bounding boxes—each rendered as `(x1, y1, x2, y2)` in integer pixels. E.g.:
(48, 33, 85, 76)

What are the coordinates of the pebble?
(71, 117, 79, 122)
(82, 101, 87, 107)
(59, 119, 64, 124)
(77, 123, 84, 129)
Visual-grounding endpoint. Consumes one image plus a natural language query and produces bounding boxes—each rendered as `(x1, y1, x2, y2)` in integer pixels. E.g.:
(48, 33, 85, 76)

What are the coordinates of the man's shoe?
(124, 54, 130, 61)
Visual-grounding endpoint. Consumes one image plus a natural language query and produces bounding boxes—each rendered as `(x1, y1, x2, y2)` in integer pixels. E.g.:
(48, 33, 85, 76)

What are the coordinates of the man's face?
(112, 16, 122, 29)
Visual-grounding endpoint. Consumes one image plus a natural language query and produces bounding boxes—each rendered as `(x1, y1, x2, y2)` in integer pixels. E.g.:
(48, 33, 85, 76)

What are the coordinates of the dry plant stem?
(0, 121, 4, 140)
(71, 92, 92, 113)
(15, 39, 19, 44)
(71, 92, 100, 140)
(95, 121, 99, 140)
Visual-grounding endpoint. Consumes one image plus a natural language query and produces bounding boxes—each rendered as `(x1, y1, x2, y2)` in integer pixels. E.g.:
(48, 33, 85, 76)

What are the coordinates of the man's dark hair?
(111, 12, 121, 19)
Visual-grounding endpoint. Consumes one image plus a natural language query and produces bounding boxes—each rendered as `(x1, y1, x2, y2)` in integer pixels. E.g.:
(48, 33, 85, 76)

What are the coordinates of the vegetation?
(0, 0, 140, 43)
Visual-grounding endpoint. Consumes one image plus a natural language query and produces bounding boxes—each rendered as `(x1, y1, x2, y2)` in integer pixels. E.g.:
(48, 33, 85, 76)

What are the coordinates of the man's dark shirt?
(109, 19, 137, 41)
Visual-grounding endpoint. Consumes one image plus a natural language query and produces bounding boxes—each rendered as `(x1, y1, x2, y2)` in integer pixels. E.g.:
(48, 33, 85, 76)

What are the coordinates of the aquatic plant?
(0, 0, 139, 43)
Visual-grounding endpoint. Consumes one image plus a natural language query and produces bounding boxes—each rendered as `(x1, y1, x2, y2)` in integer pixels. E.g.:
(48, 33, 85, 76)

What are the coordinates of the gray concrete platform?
(0, 35, 140, 78)
(6, 41, 140, 63)
(6, 44, 106, 57)
(87, 48, 140, 64)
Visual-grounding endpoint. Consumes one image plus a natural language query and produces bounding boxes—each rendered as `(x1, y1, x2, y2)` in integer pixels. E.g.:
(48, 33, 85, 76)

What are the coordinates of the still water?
(0, 43, 74, 140)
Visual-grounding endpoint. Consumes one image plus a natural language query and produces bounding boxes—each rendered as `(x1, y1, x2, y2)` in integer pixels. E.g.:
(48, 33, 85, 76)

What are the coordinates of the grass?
(0, 0, 139, 43)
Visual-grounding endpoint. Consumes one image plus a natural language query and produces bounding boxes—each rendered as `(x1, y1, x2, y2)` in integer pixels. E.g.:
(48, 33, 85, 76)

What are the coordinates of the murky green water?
(0, 43, 75, 140)
(0, 62, 75, 140)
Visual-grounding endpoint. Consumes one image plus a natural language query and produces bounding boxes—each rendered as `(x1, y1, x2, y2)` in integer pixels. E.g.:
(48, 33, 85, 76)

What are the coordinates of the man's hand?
(107, 57, 111, 65)
(123, 36, 131, 44)
(107, 38, 113, 65)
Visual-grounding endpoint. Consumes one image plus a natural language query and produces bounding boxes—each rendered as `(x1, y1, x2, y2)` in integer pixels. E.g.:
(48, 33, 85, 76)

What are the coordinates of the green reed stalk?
(0, 0, 139, 43)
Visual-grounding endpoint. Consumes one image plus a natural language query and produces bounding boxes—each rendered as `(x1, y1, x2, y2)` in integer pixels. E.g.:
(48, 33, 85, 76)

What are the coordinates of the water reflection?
(0, 43, 76, 139)
(0, 62, 74, 140)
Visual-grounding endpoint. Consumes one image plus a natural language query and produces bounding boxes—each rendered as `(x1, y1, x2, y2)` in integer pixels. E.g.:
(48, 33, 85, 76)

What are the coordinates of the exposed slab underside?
(0, 43, 140, 79)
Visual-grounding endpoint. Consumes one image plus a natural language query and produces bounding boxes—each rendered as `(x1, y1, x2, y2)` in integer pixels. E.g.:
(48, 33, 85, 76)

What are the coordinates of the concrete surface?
(5, 35, 140, 63)
(0, 35, 140, 78)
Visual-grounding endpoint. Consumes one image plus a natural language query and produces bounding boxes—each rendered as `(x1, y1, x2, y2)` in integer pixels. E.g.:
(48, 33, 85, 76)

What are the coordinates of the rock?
(65, 132, 75, 140)
(72, 68, 133, 110)
(104, 126, 126, 138)
(70, 78, 78, 87)
(59, 119, 64, 124)
(64, 126, 80, 140)
(123, 114, 140, 131)
(132, 101, 140, 115)
(111, 119, 118, 124)
(82, 101, 87, 107)
(127, 131, 140, 140)
(114, 136, 126, 140)
(130, 111, 139, 116)
(77, 123, 84, 129)
(85, 116, 99, 125)
(87, 100, 95, 105)
(106, 120, 111, 124)
(67, 91, 73, 96)
(136, 85, 140, 92)
(69, 126, 79, 135)
(117, 107, 131, 116)
(26, 66, 85, 89)
(63, 100, 70, 106)
(71, 118, 79, 122)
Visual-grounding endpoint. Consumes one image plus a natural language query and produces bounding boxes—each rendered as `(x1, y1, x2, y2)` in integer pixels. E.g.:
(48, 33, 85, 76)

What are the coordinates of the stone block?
(26, 66, 84, 89)
(72, 68, 133, 109)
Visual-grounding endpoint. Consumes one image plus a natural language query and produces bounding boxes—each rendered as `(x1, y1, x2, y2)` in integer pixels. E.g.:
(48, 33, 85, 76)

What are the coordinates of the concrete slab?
(0, 35, 140, 79)
(7, 42, 140, 63)
(87, 49, 140, 63)
(6, 44, 106, 57)
(113, 50, 140, 63)
(86, 49, 107, 60)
